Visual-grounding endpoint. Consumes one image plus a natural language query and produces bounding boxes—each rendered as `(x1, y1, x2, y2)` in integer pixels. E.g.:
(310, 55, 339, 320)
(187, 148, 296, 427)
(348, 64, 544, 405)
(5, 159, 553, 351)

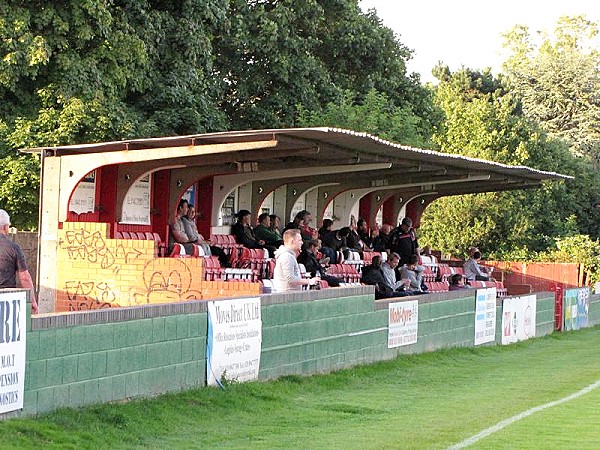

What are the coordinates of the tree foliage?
(0, 0, 430, 229)
(420, 66, 600, 257)
(502, 15, 600, 166)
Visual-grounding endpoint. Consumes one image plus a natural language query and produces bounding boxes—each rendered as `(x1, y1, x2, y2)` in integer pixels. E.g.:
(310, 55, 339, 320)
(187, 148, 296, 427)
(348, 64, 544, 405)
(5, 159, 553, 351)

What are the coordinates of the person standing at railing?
(0, 209, 38, 313)
(273, 229, 320, 292)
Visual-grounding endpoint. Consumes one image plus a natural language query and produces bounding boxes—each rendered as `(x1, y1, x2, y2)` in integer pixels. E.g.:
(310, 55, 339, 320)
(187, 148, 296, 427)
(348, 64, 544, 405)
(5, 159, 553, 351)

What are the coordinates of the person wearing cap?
(389, 217, 420, 266)
(0, 209, 38, 313)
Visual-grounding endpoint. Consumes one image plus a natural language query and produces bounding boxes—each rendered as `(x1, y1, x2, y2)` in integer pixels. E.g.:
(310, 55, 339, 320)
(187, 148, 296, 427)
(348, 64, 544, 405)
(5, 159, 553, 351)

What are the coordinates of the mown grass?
(2, 327, 600, 449)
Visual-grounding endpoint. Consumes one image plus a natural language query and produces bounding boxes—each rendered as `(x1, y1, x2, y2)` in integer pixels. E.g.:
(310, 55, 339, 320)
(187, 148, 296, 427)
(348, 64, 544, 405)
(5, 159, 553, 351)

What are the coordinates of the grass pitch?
(2, 327, 599, 449)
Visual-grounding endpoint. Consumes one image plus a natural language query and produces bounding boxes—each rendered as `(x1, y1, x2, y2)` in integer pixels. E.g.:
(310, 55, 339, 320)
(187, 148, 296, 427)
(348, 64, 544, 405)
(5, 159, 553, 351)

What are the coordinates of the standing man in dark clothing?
(0, 209, 38, 313)
(389, 217, 420, 266)
(356, 218, 373, 250)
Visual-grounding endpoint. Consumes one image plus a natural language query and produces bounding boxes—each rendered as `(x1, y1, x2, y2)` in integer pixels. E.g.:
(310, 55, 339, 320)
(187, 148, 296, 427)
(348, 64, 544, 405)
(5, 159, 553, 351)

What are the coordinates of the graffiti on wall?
(64, 280, 119, 311)
(128, 259, 203, 305)
(62, 229, 142, 271)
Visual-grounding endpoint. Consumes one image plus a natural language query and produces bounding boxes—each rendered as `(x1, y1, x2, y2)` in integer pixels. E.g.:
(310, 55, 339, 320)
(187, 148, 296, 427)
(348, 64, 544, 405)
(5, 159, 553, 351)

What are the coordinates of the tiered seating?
(327, 264, 361, 284)
(467, 280, 508, 297)
(436, 264, 464, 281)
(210, 234, 243, 265)
(237, 247, 271, 279)
(203, 256, 225, 281)
(223, 268, 260, 282)
(114, 230, 166, 256)
(422, 265, 436, 282)
(425, 281, 449, 293)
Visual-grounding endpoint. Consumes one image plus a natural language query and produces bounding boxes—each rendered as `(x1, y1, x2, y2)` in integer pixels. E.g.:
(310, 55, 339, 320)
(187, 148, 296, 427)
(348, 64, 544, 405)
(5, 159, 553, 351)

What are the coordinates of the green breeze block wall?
(1, 287, 587, 418)
(259, 288, 487, 380)
(23, 302, 208, 416)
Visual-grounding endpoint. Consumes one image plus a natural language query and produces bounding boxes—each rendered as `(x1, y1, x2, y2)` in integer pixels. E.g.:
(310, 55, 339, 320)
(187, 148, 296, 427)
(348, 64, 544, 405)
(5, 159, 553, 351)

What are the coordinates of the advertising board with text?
(474, 288, 496, 346)
(388, 300, 418, 348)
(0, 291, 26, 414)
(501, 295, 537, 345)
(206, 297, 262, 386)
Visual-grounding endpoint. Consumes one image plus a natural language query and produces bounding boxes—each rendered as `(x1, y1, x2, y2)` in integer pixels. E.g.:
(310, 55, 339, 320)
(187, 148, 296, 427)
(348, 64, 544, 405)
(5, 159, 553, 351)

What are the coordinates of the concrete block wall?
(24, 302, 207, 416)
(0, 287, 589, 418)
(55, 222, 261, 312)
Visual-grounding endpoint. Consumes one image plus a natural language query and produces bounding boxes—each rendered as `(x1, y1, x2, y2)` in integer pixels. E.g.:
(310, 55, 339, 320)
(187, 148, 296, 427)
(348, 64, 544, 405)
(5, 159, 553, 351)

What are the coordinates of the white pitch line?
(447, 379, 600, 449)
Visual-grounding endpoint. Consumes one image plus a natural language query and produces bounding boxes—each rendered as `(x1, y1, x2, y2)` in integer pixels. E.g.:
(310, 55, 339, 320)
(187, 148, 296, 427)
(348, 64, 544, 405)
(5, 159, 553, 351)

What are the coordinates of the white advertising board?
(474, 288, 497, 346)
(388, 300, 419, 348)
(121, 174, 151, 225)
(206, 298, 262, 386)
(69, 171, 96, 214)
(0, 291, 26, 414)
(501, 295, 537, 345)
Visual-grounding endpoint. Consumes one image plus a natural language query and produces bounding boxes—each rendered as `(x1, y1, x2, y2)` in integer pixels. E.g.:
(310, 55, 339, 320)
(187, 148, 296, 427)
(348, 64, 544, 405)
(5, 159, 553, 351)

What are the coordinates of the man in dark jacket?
(361, 255, 411, 299)
(297, 239, 340, 287)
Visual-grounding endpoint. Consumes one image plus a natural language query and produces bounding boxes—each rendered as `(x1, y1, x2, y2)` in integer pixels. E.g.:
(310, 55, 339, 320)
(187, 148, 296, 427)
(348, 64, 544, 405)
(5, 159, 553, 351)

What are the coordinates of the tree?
(502, 16, 600, 166)
(419, 67, 600, 257)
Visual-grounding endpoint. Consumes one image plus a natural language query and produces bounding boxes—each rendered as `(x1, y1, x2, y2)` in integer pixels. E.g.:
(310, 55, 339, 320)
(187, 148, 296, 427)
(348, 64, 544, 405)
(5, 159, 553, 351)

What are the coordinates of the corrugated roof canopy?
(24, 127, 571, 197)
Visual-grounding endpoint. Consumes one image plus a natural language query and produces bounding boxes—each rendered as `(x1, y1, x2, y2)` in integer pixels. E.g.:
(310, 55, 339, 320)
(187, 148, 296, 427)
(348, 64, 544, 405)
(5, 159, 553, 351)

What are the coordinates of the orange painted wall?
(486, 261, 582, 291)
(55, 222, 261, 312)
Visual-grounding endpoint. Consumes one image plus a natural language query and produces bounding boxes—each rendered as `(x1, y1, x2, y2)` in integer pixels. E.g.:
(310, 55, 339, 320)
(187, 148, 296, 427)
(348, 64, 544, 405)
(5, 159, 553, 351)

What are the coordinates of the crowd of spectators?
(168, 203, 495, 295)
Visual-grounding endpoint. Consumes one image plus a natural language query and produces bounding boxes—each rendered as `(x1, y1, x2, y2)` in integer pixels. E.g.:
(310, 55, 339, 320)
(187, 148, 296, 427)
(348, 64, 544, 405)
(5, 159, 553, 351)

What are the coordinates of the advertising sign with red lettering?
(206, 298, 262, 386)
(0, 291, 26, 414)
(474, 288, 497, 346)
(501, 295, 537, 345)
(388, 300, 418, 348)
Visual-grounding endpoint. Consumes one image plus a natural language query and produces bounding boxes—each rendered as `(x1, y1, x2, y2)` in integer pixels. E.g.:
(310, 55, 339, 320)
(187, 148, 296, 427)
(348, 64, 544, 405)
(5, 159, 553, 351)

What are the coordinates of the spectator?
(0, 209, 38, 313)
(372, 223, 392, 253)
(361, 255, 410, 299)
(231, 210, 276, 256)
(420, 245, 438, 265)
(182, 205, 212, 256)
(182, 205, 230, 267)
(254, 213, 283, 248)
(381, 252, 413, 293)
(400, 254, 426, 292)
(169, 199, 195, 255)
(357, 218, 373, 250)
(284, 210, 318, 241)
(273, 229, 320, 292)
(297, 239, 340, 287)
(269, 214, 282, 238)
(463, 251, 493, 281)
(389, 217, 420, 266)
(317, 219, 339, 264)
(449, 274, 469, 291)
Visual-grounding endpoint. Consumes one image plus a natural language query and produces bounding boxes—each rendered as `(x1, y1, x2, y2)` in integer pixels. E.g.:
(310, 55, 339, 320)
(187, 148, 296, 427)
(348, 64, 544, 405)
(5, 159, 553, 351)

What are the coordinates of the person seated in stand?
(269, 214, 282, 238)
(347, 215, 364, 255)
(372, 223, 392, 253)
(231, 209, 276, 257)
(182, 205, 230, 267)
(381, 252, 418, 295)
(254, 213, 283, 248)
(297, 239, 340, 287)
(357, 218, 373, 250)
(463, 250, 494, 282)
(361, 255, 411, 299)
(448, 273, 470, 291)
(420, 245, 438, 265)
(284, 210, 318, 242)
(400, 254, 426, 292)
(317, 218, 339, 264)
(273, 229, 320, 292)
(169, 199, 196, 255)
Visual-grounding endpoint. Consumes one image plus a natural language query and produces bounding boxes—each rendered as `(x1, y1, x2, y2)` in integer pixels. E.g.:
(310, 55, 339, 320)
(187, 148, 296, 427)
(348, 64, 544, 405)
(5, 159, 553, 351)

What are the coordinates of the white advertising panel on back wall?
(474, 288, 497, 346)
(501, 295, 537, 345)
